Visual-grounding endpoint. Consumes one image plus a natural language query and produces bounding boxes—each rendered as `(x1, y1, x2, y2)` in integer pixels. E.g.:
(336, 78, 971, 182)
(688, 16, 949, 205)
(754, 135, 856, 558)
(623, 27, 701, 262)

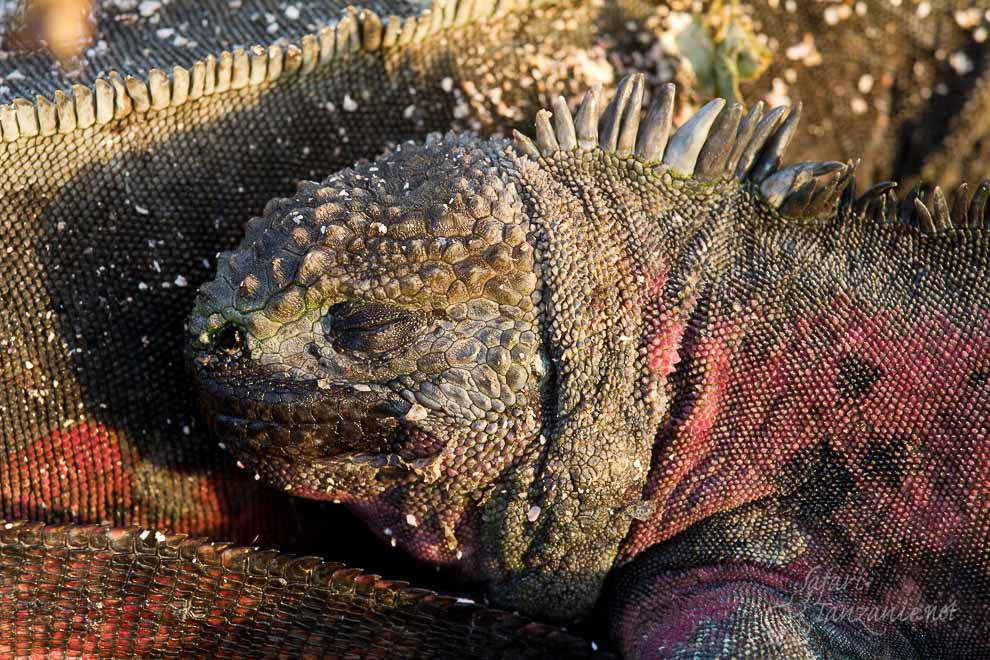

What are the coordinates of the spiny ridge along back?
(514, 72, 990, 232)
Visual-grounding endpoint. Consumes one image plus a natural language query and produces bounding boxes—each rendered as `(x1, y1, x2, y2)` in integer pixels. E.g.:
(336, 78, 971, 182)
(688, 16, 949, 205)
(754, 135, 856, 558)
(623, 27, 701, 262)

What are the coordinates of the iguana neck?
(466, 147, 740, 618)
(513, 148, 742, 423)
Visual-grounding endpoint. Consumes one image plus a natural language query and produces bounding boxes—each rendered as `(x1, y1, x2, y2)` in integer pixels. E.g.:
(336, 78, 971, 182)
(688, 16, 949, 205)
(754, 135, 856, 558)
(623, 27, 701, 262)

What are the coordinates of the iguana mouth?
(195, 372, 443, 467)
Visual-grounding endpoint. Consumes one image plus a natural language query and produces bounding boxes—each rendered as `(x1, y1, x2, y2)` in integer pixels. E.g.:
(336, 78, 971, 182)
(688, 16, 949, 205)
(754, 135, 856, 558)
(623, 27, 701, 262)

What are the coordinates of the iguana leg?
(607, 561, 918, 659)
(605, 503, 918, 659)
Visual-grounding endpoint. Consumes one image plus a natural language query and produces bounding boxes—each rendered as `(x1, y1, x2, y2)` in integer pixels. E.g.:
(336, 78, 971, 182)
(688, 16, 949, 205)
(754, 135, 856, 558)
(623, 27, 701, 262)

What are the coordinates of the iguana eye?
(327, 302, 426, 353)
(213, 324, 245, 356)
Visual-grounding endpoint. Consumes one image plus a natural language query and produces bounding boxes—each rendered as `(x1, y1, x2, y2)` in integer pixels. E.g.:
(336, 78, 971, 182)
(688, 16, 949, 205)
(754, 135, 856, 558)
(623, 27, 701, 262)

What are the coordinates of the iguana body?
(0, 521, 605, 657)
(1, 0, 989, 655)
(185, 75, 990, 656)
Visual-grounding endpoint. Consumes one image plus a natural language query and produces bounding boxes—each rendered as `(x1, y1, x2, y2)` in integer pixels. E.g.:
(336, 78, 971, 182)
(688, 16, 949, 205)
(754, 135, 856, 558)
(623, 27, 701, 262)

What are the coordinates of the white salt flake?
(404, 403, 429, 421)
(138, 1, 161, 17)
(342, 94, 358, 112)
(527, 505, 541, 522)
(406, 513, 418, 527)
(949, 51, 974, 75)
(954, 8, 983, 29)
(784, 34, 821, 66)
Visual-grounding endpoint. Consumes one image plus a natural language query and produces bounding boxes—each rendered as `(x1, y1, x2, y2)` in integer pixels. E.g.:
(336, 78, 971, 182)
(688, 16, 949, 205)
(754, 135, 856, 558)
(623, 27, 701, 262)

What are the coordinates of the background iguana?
(1, 0, 990, 655)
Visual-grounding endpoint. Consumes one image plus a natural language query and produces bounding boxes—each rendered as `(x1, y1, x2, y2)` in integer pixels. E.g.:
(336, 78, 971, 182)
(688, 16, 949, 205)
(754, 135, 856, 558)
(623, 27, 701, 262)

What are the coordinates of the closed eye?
(327, 302, 427, 353)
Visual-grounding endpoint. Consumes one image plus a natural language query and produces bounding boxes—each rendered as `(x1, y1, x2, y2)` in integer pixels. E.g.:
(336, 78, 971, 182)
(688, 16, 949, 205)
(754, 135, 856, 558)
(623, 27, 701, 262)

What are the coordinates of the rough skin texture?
(2, 0, 990, 655)
(1, 0, 639, 554)
(2, 0, 988, 546)
(187, 96, 990, 656)
(188, 131, 663, 620)
(0, 521, 604, 657)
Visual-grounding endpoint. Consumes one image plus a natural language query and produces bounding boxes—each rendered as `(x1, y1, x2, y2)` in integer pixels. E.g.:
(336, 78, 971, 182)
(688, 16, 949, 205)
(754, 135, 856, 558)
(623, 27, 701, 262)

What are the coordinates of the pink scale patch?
(0, 422, 132, 522)
(624, 293, 990, 565)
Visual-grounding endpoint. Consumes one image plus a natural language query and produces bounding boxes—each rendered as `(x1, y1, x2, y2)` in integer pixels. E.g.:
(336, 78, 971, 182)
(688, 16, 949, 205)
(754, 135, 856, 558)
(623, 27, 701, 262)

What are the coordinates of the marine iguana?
(184, 73, 990, 656)
(1, 0, 987, 554)
(0, 0, 989, 655)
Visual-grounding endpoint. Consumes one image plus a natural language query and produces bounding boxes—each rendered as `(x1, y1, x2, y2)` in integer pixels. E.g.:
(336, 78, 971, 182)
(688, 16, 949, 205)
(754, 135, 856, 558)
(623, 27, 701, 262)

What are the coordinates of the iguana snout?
(187, 133, 547, 502)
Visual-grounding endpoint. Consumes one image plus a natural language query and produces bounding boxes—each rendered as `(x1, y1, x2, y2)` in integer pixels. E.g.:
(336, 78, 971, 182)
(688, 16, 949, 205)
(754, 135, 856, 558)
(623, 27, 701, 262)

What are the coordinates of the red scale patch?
(625, 293, 990, 566)
(0, 422, 131, 522)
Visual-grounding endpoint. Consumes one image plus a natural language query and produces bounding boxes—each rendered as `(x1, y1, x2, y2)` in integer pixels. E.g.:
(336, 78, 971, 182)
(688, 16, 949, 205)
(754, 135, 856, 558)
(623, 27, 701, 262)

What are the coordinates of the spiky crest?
(853, 179, 990, 234)
(512, 73, 846, 219)
(513, 73, 990, 236)
(0, 0, 538, 147)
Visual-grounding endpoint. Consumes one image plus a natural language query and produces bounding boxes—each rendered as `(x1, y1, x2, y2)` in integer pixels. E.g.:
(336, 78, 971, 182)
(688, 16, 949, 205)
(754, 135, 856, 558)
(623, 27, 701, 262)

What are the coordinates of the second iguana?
(187, 73, 990, 656)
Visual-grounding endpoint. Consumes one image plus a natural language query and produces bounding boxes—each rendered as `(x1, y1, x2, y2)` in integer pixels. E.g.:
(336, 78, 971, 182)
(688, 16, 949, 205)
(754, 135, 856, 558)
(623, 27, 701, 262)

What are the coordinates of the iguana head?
(187, 131, 547, 502)
(188, 73, 850, 618)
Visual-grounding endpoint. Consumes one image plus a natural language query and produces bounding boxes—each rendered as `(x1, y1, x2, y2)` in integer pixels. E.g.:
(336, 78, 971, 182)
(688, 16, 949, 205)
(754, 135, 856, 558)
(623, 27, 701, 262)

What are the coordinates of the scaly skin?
(0, 0, 645, 553)
(188, 75, 990, 655)
(2, 0, 990, 654)
(0, 521, 606, 658)
(2, 0, 987, 548)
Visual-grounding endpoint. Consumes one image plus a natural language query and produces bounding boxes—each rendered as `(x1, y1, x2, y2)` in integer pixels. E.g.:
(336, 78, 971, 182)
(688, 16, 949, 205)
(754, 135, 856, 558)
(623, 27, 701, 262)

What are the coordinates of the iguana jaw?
(191, 358, 458, 498)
